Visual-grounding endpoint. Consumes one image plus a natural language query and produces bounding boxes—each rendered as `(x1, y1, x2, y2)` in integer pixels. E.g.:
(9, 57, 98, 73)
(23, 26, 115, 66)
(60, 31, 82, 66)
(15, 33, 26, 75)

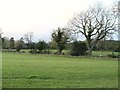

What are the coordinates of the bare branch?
(67, 3, 116, 55)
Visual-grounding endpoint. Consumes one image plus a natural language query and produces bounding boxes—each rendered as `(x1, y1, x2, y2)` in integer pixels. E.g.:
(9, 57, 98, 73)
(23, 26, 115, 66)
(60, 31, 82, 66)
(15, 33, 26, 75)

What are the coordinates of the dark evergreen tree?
(52, 27, 69, 54)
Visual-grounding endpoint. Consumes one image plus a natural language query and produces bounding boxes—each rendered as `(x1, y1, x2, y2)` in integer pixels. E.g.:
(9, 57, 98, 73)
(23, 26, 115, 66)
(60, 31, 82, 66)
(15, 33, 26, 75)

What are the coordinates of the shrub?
(36, 40, 48, 52)
(29, 49, 38, 54)
(43, 50, 50, 54)
(70, 41, 87, 56)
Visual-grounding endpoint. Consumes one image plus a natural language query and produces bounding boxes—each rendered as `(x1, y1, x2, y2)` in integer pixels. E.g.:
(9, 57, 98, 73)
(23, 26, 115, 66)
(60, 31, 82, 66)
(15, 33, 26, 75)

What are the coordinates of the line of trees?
(1, 3, 119, 56)
(1, 32, 119, 55)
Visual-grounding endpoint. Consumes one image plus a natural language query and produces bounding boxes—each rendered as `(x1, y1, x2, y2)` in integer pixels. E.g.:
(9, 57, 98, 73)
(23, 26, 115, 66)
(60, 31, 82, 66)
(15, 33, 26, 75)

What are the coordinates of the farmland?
(2, 52, 118, 88)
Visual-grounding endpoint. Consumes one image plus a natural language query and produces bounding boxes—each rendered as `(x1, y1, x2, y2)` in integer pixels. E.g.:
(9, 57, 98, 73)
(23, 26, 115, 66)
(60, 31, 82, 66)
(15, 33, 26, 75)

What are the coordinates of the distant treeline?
(93, 40, 120, 52)
(1, 36, 120, 54)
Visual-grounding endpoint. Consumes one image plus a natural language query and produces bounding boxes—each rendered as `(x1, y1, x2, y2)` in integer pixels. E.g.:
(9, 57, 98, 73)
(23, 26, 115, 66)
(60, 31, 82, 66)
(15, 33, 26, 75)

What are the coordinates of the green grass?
(92, 51, 119, 56)
(2, 52, 118, 88)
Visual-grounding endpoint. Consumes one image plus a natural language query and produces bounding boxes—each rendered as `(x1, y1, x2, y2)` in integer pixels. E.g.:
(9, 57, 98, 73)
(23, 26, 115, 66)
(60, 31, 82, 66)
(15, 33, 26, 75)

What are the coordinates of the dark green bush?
(29, 49, 38, 54)
(36, 40, 48, 52)
(70, 41, 87, 56)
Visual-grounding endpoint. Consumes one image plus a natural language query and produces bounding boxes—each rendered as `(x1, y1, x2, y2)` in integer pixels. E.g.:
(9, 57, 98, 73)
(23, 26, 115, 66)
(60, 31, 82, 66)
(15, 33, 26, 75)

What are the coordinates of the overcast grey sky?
(0, 0, 116, 42)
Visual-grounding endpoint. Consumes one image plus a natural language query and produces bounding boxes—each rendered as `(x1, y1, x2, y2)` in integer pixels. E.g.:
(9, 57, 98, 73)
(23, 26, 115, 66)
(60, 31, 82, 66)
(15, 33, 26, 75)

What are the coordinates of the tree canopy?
(52, 27, 69, 54)
(67, 4, 117, 55)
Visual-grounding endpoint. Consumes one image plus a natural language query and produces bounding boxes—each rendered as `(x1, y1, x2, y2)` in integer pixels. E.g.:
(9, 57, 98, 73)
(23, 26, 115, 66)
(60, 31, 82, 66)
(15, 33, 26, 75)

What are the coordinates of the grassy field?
(2, 52, 118, 88)
(92, 51, 119, 56)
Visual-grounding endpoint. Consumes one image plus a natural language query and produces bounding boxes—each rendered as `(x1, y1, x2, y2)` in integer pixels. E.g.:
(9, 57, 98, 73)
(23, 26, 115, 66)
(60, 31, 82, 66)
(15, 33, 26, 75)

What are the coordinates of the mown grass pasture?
(2, 52, 118, 88)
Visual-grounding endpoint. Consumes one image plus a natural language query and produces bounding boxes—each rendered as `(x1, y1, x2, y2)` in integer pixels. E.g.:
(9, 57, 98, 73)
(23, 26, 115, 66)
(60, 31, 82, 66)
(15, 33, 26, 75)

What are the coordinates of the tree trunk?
(87, 38, 98, 56)
(88, 48, 92, 56)
(87, 39, 92, 56)
(58, 49, 62, 55)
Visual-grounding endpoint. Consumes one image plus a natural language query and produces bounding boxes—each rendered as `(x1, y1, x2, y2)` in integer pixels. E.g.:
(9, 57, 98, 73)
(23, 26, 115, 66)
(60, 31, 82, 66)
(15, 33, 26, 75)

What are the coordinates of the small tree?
(9, 37, 15, 49)
(49, 40, 57, 49)
(2, 37, 9, 49)
(52, 27, 69, 54)
(36, 40, 48, 52)
(29, 42, 36, 50)
(24, 32, 33, 49)
(15, 37, 24, 52)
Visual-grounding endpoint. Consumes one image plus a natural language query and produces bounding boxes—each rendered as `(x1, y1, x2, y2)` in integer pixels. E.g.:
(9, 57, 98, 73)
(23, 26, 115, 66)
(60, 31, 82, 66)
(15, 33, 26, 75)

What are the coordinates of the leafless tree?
(24, 32, 33, 44)
(67, 4, 117, 55)
(112, 1, 120, 41)
(0, 28, 2, 48)
(118, 1, 120, 41)
(0, 28, 3, 39)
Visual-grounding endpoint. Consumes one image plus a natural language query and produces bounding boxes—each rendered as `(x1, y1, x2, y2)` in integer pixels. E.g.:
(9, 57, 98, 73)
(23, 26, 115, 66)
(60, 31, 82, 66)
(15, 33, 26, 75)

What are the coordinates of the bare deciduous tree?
(24, 32, 33, 49)
(24, 32, 33, 44)
(0, 28, 2, 47)
(67, 4, 117, 55)
(118, 1, 120, 41)
(0, 28, 2, 39)
(112, 1, 120, 41)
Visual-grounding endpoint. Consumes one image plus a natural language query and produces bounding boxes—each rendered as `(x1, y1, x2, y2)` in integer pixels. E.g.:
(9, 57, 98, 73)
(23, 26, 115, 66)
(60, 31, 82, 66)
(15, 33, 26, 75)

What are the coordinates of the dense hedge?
(70, 41, 87, 56)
